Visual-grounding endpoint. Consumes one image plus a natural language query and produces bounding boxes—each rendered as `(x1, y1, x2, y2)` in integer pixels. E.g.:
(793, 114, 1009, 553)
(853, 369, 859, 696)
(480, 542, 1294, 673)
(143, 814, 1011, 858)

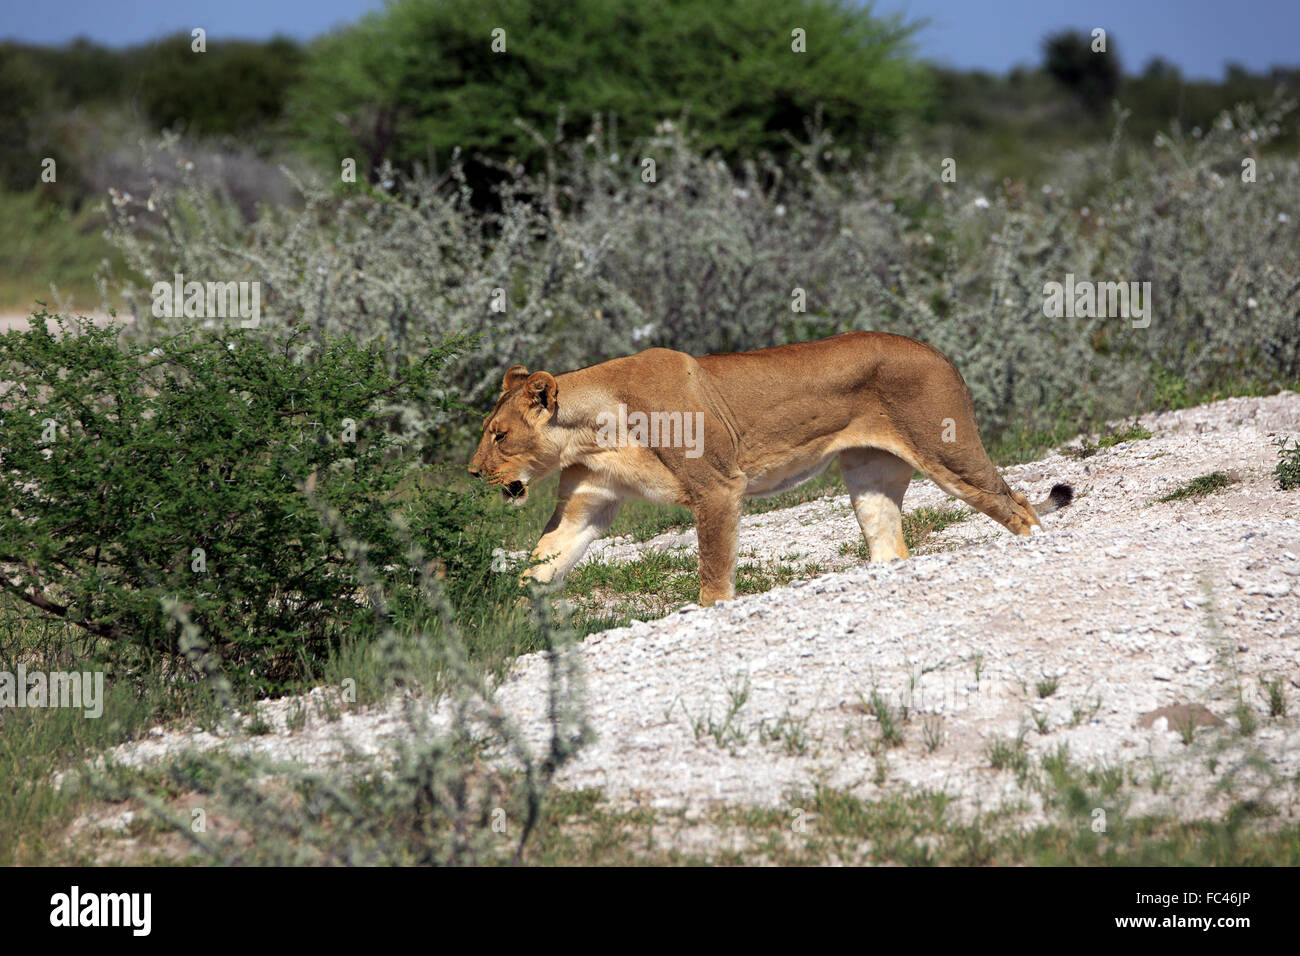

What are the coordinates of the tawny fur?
(469, 332, 1073, 606)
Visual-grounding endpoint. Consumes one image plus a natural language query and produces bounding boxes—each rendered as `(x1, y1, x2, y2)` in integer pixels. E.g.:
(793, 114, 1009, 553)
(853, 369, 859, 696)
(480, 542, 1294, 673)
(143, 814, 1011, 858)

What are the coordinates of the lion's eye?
(493, 431, 505, 443)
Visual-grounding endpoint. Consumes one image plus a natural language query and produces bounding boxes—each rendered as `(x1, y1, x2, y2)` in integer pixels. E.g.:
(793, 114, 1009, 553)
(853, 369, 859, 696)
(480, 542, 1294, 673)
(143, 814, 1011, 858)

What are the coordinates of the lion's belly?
(739, 422, 905, 498)
(743, 450, 836, 498)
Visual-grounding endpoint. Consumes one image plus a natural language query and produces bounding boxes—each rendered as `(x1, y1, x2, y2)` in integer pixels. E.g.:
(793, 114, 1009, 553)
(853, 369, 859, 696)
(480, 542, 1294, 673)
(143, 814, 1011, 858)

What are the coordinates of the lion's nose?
(468, 462, 482, 477)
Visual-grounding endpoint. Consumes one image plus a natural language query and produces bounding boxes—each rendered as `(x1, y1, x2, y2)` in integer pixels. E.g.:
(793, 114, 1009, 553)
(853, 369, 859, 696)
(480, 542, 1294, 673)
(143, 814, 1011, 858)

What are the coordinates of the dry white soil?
(105, 391, 1300, 825)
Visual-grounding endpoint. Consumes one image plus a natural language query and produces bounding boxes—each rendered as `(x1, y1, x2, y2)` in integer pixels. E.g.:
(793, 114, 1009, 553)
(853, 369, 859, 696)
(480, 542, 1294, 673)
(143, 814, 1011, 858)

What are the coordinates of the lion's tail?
(1033, 483, 1074, 516)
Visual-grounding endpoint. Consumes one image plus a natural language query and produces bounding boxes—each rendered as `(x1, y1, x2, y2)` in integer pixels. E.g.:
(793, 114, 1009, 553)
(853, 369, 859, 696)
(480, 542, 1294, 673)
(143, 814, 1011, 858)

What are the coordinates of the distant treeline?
(931, 46, 1300, 144)
(0, 34, 303, 200)
(1, 0, 1297, 203)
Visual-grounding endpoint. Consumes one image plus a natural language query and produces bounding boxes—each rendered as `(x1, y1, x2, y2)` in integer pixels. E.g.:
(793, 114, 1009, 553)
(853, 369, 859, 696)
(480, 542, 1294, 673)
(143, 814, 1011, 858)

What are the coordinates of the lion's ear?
(524, 371, 557, 412)
(501, 365, 530, 394)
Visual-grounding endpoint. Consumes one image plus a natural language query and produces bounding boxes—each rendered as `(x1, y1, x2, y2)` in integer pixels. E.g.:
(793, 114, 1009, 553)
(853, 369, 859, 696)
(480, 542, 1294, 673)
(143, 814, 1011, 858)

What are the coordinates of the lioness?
(469, 332, 1072, 606)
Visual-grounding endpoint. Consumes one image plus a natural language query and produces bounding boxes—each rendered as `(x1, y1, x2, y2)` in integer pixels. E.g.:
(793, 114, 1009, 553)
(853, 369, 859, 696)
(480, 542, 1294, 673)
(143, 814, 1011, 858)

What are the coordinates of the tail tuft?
(1049, 483, 1073, 509)
(1035, 483, 1074, 515)
(1029, 481, 1071, 520)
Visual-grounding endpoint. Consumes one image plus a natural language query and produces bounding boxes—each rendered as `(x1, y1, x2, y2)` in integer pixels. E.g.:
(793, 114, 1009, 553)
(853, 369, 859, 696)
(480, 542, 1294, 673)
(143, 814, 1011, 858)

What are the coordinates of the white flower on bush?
(1247, 298, 1258, 309)
(972, 196, 990, 209)
(775, 204, 786, 217)
(630, 322, 656, 342)
(1278, 212, 1291, 223)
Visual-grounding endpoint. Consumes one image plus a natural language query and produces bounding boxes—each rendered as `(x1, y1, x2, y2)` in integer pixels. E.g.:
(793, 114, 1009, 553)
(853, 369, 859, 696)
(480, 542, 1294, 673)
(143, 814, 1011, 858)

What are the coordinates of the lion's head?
(468, 365, 560, 506)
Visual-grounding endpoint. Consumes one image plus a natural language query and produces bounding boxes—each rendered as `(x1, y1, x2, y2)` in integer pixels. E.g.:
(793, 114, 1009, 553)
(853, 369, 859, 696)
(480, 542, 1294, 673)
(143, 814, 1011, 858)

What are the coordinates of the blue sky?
(1, 0, 1295, 80)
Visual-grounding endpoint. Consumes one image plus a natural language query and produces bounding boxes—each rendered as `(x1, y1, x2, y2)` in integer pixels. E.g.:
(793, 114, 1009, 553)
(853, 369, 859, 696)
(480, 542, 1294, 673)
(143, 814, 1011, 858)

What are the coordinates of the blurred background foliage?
(2, 0, 1298, 449)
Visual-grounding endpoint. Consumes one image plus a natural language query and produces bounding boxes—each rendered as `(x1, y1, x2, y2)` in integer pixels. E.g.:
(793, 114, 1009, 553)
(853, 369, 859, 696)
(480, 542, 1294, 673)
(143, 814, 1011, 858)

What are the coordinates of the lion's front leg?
(691, 483, 743, 606)
(522, 466, 621, 588)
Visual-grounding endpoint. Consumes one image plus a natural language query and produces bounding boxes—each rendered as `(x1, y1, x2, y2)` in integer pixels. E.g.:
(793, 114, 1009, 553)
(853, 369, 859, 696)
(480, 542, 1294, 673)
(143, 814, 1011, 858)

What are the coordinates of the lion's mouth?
(502, 480, 528, 506)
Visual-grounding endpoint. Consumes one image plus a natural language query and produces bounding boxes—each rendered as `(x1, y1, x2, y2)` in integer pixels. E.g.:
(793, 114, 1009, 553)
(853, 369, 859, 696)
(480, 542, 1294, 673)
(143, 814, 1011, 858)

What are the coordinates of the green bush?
(289, 0, 929, 182)
(1042, 29, 1122, 115)
(0, 44, 59, 194)
(1275, 436, 1300, 491)
(132, 34, 304, 140)
(0, 312, 518, 694)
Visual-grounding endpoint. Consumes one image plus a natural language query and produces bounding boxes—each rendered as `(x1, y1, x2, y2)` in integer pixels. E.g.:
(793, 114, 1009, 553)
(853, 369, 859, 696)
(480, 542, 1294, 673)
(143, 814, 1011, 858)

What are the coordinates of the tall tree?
(1042, 29, 1121, 114)
(290, 0, 930, 183)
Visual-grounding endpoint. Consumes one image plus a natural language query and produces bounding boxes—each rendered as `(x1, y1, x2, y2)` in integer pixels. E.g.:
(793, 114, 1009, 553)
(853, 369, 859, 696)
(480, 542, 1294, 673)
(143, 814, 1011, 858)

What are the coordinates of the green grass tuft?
(1158, 470, 1236, 502)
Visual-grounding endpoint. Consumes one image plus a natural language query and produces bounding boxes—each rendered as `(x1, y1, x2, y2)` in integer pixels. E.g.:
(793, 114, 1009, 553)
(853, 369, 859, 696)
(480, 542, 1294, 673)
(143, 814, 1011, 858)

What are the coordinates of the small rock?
(1247, 578, 1293, 597)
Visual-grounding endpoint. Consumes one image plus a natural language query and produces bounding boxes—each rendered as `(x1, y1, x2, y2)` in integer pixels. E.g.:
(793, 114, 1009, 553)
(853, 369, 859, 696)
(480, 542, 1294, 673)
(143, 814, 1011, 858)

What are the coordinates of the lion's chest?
(582, 445, 692, 506)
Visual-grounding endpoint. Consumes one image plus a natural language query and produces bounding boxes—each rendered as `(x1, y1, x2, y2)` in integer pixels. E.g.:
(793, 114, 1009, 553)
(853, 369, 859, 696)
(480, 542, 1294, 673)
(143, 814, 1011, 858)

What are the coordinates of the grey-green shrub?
(88, 545, 589, 865)
(105, 100, 1299, 449)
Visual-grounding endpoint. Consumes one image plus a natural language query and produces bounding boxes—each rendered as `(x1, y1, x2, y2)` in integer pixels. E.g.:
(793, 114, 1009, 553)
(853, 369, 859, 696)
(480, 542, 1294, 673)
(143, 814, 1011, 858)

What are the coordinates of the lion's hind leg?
(840, 448, 913, 562)
(907, 443, 1042, 537)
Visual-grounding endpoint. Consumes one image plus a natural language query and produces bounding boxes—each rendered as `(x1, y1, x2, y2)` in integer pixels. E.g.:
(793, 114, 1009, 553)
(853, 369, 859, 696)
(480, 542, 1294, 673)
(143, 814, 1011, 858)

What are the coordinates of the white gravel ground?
(105, 391, 1300, 824)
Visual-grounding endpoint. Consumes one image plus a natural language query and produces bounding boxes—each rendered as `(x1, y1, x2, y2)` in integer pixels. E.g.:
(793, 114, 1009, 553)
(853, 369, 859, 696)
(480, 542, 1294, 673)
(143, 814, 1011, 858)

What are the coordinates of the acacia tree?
(289, 0, 930, 184)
